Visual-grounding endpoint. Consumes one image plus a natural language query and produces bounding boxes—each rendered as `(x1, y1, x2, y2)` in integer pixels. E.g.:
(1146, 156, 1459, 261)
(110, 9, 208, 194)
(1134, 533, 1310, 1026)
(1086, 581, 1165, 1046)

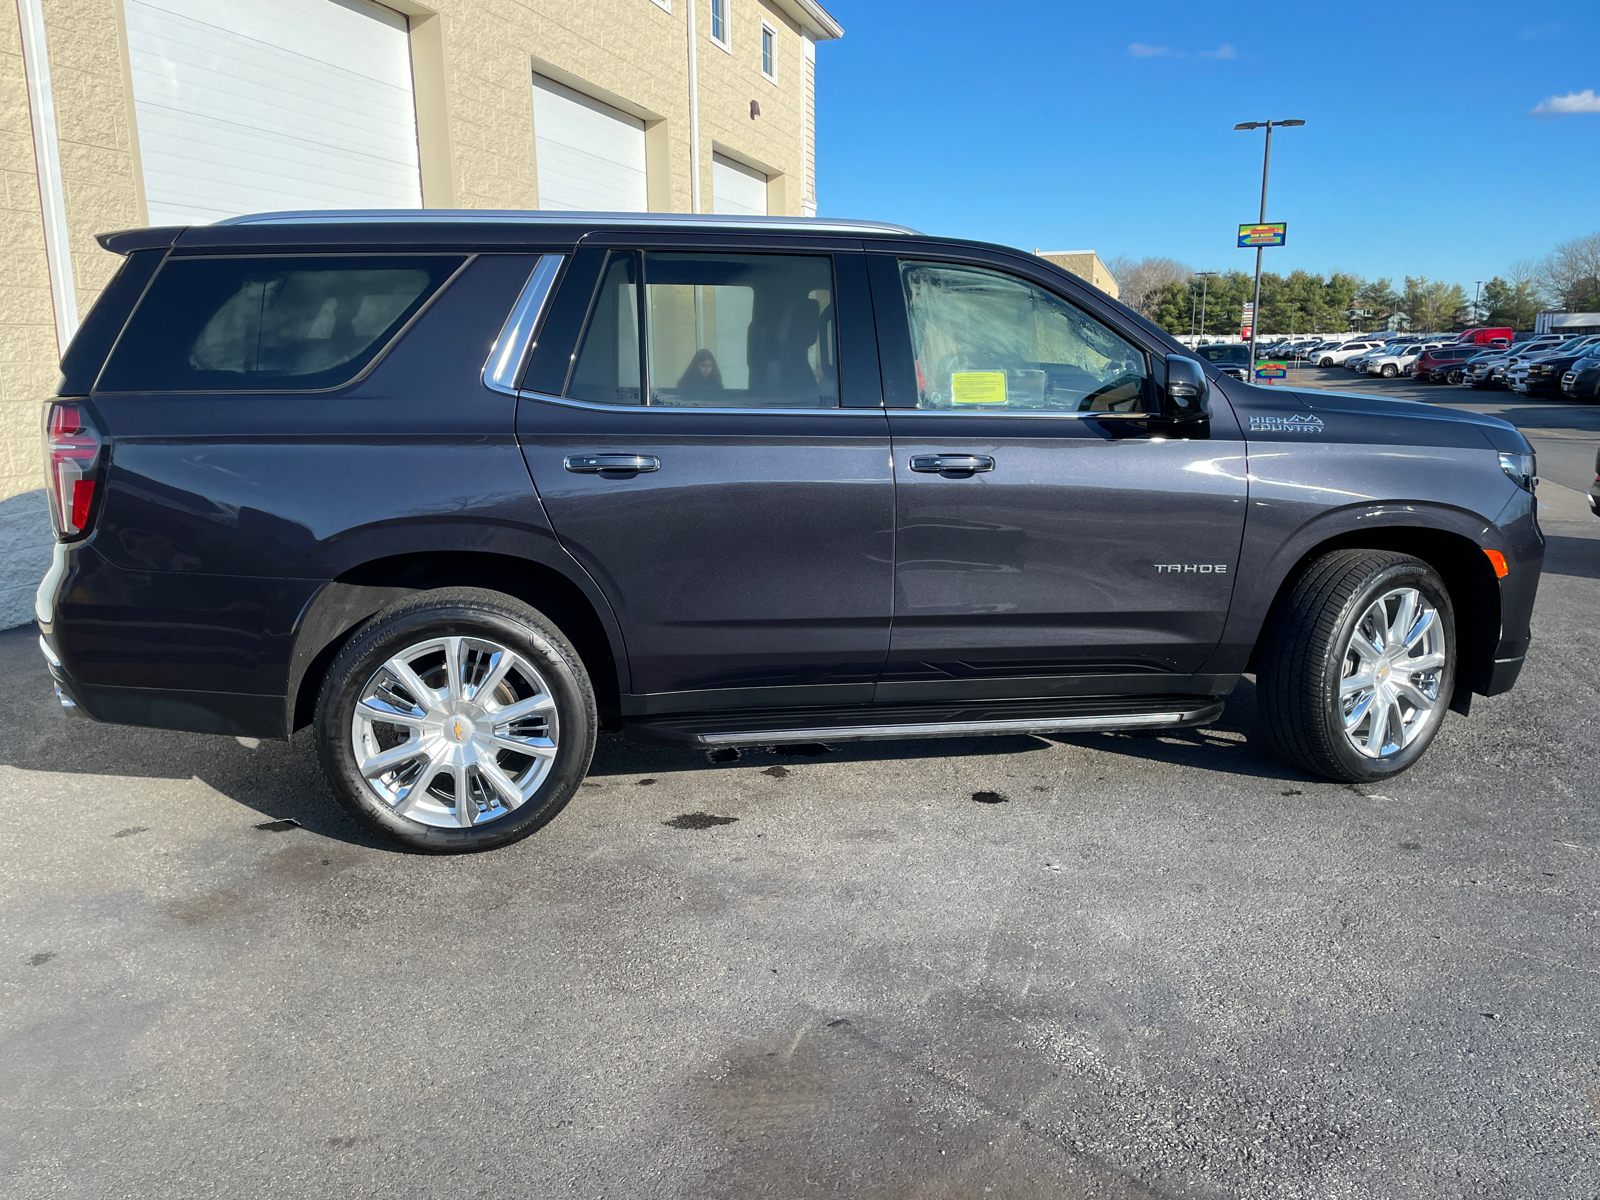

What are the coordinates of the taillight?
(43, 401, 104, 539)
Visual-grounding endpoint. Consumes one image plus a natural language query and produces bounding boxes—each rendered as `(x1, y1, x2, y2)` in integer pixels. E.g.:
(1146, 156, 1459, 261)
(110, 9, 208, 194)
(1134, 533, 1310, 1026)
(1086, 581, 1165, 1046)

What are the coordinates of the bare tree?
(1538, 233, 1600, 311)
(1103, 255, 1192, 319)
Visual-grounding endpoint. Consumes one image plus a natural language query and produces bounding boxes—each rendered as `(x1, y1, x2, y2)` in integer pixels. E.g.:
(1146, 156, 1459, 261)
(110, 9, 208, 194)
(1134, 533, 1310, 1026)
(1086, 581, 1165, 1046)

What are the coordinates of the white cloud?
(1201, 44, 1237, 59)
(1532, 89, 1600, 116)
(1128, 43, 1176, 58)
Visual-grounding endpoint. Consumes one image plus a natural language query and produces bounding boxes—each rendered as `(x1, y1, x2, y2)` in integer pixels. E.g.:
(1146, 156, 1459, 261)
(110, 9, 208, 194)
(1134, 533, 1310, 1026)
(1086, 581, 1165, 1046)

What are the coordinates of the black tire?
(1257, 551, 1455, 783)
(1318, 357, 1333, 367)
(1446, 369, 1464, 385)
(315, 587, 597, 853)
(1381, 363, 1398, 378)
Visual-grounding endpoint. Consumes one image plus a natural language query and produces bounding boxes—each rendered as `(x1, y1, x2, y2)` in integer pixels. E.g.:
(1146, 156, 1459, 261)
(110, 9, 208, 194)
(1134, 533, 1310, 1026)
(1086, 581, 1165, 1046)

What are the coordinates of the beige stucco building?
(1035, 250, 1119, 300)
(0, 0, 839, 627)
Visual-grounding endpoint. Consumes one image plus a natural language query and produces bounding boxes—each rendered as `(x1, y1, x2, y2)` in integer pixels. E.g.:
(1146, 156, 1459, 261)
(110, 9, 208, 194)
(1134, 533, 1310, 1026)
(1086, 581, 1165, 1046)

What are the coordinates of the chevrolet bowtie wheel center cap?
(350, 635, 561, 829)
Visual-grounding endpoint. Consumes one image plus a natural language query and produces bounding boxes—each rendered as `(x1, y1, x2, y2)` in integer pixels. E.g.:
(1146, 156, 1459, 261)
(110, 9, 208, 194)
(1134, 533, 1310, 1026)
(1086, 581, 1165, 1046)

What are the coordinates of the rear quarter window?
(96, 254, 466, 393)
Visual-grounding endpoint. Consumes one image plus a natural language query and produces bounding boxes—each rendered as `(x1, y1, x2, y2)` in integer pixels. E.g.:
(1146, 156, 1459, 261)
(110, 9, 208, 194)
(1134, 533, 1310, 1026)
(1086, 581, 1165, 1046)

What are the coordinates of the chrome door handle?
(909, 454, 994, 474)
(564, 454, 661, 473)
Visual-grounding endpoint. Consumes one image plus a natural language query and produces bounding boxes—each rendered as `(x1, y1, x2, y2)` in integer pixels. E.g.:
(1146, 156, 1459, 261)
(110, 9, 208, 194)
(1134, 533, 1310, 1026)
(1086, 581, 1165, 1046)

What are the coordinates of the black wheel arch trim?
(1199, 500, 1523, 700)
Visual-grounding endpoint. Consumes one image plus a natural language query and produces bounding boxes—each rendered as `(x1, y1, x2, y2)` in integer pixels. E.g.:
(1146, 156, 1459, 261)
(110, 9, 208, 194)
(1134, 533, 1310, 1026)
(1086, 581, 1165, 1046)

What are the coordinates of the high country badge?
(1249, 413, 1325, 434)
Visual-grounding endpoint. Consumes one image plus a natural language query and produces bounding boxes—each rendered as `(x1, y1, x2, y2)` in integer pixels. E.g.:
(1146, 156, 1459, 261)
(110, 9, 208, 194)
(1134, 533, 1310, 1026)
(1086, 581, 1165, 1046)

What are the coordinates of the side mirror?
(1160, 355, 1211, 438)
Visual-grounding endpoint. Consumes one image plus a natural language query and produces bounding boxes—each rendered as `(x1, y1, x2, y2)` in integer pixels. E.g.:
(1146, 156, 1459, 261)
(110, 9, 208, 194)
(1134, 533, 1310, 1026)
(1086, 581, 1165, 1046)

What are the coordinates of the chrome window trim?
(516, 390, 1159, 420)
(883, 407, 1158, 421)
(216, 210, 920, 236)
(483, 254, 565, 396)
(518, 389, 886, 417)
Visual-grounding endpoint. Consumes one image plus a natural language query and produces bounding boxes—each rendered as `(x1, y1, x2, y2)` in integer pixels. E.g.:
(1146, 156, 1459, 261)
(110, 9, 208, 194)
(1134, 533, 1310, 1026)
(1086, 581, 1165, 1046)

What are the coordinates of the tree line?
(1102, 231, 1600, 337)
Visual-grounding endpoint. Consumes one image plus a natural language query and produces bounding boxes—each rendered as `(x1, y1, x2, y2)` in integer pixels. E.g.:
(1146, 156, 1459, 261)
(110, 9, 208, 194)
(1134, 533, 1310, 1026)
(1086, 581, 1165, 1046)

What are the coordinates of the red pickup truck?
(1455, 327, 1514, 346)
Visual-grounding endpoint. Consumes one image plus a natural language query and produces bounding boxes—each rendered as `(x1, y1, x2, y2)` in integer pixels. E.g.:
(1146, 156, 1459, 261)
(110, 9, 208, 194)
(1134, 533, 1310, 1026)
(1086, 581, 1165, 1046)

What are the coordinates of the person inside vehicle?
(677, 348, 724, 396)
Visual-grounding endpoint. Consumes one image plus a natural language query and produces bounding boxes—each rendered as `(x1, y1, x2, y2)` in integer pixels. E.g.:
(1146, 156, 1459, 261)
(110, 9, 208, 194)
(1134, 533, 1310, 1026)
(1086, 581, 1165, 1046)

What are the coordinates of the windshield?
(1196, 344, 1251, 365)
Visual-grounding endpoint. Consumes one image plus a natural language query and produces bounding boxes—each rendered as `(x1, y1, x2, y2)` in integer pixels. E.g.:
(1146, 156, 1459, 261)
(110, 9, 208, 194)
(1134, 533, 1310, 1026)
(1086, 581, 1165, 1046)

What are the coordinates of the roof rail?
(213, 209, 921, 237)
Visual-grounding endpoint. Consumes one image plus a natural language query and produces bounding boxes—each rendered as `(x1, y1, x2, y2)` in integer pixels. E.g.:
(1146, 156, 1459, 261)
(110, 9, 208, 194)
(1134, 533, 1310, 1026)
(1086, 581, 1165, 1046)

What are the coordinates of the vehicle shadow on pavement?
(1040, 677, 1321, 784)
(1, 624, 1305, 845)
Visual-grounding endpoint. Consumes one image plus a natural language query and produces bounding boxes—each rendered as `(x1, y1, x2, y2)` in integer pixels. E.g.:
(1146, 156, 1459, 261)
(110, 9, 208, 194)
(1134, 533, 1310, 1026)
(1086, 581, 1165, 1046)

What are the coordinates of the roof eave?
(771, 0, 843, 39)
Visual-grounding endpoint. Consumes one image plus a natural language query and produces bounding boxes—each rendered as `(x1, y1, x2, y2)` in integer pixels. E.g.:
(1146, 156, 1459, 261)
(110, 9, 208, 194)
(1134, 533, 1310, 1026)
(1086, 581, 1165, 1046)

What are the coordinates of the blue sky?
(813, 1, 1599, 288)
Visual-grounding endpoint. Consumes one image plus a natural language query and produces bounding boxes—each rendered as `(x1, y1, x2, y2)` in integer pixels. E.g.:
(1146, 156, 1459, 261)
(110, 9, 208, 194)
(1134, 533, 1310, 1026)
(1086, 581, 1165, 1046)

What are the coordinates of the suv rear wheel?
(315, 588, 597, 853)
(1258, 551, 1455, 783)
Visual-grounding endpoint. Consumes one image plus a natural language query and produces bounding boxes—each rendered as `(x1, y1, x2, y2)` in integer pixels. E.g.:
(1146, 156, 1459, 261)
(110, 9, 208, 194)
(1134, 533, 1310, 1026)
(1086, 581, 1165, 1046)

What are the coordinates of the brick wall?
(0, 0, 57, 627)
(0, 0, 824, 628)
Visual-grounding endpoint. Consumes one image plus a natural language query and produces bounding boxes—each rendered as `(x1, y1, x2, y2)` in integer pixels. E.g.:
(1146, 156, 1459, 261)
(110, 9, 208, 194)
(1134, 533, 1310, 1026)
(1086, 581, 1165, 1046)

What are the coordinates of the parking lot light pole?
(1234, 119, 1304, 374)
(1195, 271, 1217, 339)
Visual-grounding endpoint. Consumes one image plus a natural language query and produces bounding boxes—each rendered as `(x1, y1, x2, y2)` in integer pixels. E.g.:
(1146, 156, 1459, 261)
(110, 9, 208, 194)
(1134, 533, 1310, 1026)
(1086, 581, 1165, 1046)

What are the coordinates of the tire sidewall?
(316, 597, 596, 853)
(1319, 561, 1455, 781)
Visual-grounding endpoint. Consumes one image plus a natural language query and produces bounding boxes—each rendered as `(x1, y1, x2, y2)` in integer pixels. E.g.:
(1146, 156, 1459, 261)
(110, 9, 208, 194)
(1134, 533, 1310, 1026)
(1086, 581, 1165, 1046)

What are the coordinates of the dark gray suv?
(35, 212, 1542, 852)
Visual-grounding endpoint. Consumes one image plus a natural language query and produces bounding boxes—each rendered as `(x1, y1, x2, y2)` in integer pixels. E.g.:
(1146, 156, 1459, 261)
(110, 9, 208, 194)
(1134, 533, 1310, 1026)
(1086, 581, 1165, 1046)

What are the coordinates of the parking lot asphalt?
(3, 373, 1598, 1199)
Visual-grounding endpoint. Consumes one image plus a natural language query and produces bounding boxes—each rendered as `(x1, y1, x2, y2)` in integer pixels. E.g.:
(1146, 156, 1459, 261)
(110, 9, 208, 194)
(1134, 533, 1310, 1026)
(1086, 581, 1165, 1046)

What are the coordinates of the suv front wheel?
(315, 588, 597, 852)
(1258, 551, 1455, 782)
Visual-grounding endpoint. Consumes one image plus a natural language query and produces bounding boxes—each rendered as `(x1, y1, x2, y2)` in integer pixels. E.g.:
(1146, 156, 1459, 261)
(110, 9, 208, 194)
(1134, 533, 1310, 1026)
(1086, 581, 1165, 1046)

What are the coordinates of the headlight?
(1499, 451, 1536, 491)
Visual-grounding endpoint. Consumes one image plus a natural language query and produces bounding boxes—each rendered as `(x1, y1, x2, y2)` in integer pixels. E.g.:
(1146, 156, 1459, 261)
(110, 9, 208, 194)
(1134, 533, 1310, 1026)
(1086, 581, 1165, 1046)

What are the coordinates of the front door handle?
(909, 454, 995, 474)
(564, 454, 661, 473)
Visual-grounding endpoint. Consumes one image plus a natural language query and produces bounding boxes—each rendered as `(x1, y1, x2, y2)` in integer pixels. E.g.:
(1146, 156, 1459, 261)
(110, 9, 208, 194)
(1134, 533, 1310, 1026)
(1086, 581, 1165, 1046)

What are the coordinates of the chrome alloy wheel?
(1338, 587, 1447, 759)
(350, 636, 559, 828)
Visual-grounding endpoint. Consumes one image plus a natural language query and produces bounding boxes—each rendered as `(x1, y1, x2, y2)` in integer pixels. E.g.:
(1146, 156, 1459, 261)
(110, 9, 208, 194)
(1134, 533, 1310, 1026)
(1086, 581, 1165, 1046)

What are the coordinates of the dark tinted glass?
(58, 248, 165, 396)
(97, 255, 464, 392)
(567, 253, 642, 405)
(1197, 344, 1251, 365)
(644, 252, 837, 408)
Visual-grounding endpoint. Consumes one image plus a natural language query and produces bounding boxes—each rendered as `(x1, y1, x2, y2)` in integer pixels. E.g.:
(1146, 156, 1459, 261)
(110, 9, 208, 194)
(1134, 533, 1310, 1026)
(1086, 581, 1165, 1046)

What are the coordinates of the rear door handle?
(564, 454, 661, 473)
(909, 454, 994, 474)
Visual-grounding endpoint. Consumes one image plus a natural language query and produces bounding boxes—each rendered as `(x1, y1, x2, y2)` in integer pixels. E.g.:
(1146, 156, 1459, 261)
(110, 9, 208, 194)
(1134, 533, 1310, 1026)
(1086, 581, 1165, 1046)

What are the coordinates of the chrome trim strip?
(692, 705, 1223, 746)
(887, 407, 1158, 421)
(216, 210, 920, 236)
(483, 254, 564, 396)
(38, 634, 60, 668)
(518, 389, 889, 417)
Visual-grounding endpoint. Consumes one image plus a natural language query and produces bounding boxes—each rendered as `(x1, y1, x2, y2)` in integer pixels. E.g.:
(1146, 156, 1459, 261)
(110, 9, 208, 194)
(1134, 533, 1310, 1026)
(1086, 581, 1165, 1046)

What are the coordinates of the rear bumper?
(42, 645, 286, 737)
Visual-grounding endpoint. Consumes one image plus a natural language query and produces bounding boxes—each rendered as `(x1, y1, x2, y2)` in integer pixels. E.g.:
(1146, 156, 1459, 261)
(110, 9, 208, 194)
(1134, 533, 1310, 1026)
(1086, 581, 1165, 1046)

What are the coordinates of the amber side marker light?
(1484, 549, 1509, 579)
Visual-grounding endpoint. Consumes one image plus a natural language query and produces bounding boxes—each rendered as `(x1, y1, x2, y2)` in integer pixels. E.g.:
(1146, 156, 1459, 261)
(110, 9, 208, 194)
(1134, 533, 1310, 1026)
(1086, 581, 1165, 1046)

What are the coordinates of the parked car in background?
(1467, 337, 1564, 389)
(1510, 336, 1600, 396)
(1365, 343, 1429, 378)
(1561, 355, 1600, 402)
(1455, 327, 1514, 346)
(36, 210, 1543, 850)
(1415, 344, 1480, 383)
(1316, 339, 1385, 367)
(1195, 342, 1252, 380)
(1442, 348, 1502, 385)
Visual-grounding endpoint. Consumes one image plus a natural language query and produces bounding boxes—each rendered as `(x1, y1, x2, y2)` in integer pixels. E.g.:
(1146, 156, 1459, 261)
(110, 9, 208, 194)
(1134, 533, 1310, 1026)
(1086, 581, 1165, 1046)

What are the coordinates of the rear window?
(1196, 344, 1250, 365)
(97, 255, 465, 393)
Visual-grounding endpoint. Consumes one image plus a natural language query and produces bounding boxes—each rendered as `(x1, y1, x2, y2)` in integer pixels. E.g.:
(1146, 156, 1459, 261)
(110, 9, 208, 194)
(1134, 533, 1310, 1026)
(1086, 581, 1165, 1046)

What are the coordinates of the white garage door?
(532, 75, 648, 212)
(712, 153, 768, 216)
(125, 0, 422, 226)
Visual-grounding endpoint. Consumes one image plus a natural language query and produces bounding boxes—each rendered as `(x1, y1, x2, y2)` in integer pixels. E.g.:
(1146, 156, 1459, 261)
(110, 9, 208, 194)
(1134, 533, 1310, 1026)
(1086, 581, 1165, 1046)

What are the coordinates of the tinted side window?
(898, 261, 1148, 412)
(565, 251, 839, 409)
(98, 255, 464, 392)
(567, 253, 642, 405)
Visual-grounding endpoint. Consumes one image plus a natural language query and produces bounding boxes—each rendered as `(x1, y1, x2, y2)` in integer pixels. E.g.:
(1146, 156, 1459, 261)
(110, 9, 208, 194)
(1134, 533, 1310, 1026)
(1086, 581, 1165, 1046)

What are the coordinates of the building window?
(761, 22, 776, 81)
(710, 0, 729, 49)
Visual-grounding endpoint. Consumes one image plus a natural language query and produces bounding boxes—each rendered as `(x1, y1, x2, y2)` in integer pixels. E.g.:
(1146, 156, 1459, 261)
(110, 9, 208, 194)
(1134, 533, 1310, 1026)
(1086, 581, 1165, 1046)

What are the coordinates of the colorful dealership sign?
(1238, 222, 1287, 247)
(1254, 361, 1288, 380)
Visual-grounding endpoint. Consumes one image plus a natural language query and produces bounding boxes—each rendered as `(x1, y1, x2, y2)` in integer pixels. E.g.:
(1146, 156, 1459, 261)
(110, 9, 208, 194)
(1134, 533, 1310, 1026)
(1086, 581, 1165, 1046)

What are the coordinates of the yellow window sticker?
(950, 371, 1007, 405)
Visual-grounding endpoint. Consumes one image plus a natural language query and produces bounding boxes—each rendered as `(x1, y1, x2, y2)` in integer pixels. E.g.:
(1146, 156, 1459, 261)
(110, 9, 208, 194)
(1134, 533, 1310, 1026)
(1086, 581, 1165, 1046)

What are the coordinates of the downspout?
(686, 0, 700, 213)
(16, 0, 78, 356)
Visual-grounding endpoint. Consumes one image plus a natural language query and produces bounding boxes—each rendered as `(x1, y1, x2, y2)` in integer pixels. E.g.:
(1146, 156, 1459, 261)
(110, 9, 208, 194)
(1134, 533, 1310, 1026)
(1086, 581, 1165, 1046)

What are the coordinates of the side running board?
(695, 705, 1224, 747)
(626, 696, 1226, 748)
